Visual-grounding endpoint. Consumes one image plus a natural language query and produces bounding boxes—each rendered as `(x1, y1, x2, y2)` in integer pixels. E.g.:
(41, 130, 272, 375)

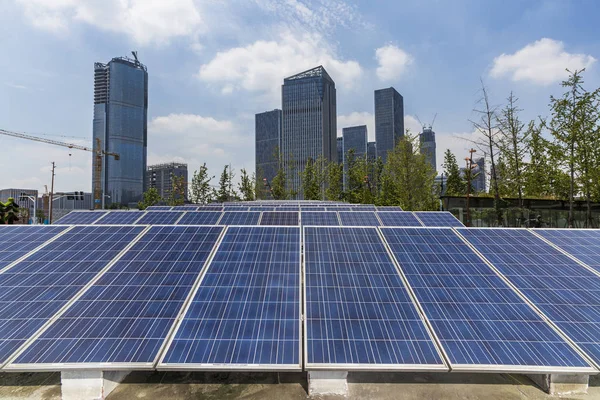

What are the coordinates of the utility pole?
(465, 149, 477, 227)
(49, 162, 56, 224)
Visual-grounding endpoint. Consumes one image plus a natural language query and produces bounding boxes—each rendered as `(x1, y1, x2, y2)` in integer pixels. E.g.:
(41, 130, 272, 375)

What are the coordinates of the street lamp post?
(19, 193, 37, 225)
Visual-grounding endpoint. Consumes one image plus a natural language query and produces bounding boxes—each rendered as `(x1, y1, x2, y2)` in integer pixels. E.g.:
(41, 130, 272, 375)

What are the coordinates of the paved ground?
(0, 371, 598, 399)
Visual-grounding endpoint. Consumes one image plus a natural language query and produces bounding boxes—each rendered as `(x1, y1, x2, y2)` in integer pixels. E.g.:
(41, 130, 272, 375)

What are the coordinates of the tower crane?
(0, 128, 120, 209)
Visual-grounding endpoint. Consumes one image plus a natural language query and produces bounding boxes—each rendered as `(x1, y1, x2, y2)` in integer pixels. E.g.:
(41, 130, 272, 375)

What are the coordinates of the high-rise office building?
(93, 54, 148, 207)
(473, 157, 486, 192)
(337, 137, 344, 164)
(282, 66, 337, 199)
(146, 162, 188, 200)
(255, 110, 282, 187)
(342, 125, 367, 189)
(374, 87, 404, 163)
(420, 126, 437, 172)
(367, 141, 377, 163)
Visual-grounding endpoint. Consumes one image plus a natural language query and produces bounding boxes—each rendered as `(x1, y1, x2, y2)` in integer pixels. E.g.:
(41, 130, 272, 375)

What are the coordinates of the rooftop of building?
(94, 55, 148, 72)
(147, 162, 188, 170)
(284, 65, 334, 84)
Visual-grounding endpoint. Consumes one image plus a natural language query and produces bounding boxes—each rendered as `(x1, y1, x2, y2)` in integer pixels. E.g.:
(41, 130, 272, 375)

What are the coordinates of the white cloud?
(375, 45, 413, 82)
(490, 38, 596, 85)
(16, 0, 203, 46)
(197, 31, 362, 100)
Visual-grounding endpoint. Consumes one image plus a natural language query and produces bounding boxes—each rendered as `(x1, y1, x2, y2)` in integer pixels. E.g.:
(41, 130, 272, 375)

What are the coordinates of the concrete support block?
(61, 370, 130, 400)
(308, 371, 348, 397)
(527, 374, 589, 395)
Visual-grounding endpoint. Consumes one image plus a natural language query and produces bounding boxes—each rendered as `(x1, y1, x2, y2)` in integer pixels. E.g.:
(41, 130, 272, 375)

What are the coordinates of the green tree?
(325, 161, 343, 201)
(216, 165, 231, 203)
(523, 120, 553, 198)
(190, 163, 214, 204)
(302, 158, 321, 200)
(254, 167, 267, 200)
(238, 168, 256, 201)
(166, 175, 186, 206)
(442, 149, 464, 196)
(347, 152, 372, 204)
(137, 188, 161, 210)
(0, 198, 20, 224)
(271, 165, 288, 200)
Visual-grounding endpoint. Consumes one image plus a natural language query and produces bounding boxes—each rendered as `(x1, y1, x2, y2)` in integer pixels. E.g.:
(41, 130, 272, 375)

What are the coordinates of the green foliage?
(216, 165, 231, 203)
(522, 120, 553, 198)
(35, 209, 46, 224)
(442, 149, 465, 196)
(271, 165, 289, 200)
(324, 161, 343, 201)
(190, 163, 214, 204)
(0, 198, 20, 224)
(166, 175, 186, 206)
(137, 188, 161, 210)
(346, 151, 372, 204)
(302, 158, 321, 200)
(238, 168, 256, 201)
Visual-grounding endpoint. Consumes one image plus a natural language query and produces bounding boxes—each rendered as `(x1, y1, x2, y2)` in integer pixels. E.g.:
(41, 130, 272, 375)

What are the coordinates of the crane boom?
(0, 128, 120, 210)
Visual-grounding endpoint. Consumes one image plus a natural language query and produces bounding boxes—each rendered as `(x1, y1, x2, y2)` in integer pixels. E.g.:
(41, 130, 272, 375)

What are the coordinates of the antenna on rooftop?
(131, 51, 139, 65)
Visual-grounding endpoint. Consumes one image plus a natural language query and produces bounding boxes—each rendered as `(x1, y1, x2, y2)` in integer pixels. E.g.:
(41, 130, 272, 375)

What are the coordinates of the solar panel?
(159, 226, 301, 370)
(534, 229, 600, 275)
(326, 207, 352, 211)
(0, 225, 145, 366)
(377, 212, 422, 227)
(377, 206, 404, 211)
(223, 206, 248, 211)
(218, 212, 261, 225)
(381, 227, 591, 372)
(303, 227, 445, 370)
(0, 226, 68, 270)
(300, 206, 328, 212)
(414, 212, 464, 227)
(172, 206, 199, 211)
(197, 206, 224, 212)
(135, 211, 184, 225)
(301, 212, 339, 226)
(276, 207, 300, 212)
(350, 205, 377, 211)
(457, 228, 600, 370)
(338, 211, 381, 226)
(10, 226, 223, 369)
(249, 207, 275, 211)
(177, 212, 223, 226)
(94, 212, 144, 225)
(54, 211, 107, 225)
(145, 206, 172, 211)
(260, 212, 299, 226)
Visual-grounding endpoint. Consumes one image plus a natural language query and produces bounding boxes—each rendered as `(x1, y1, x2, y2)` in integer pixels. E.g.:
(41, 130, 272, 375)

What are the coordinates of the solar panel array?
(12, 226, 223, 368)
(378, 212, 422, 227)
(177, 212, 222, 226)
(55, 211, 107, 225)
(535, 229, 600, 274)
(414, 212, 464, 227)
(381, 228, 590, 371)
(338, 211, 381, 226)
(0, 226, 68, 270)
(260, 212, 298, 226)
(160, 227, 301, 369)
(301, 212, 340, 226)
(218, 212, 261, 226)
(135, 212, 183, 225)
(94, 212, 143, 225)
(304, 227, 445, 369)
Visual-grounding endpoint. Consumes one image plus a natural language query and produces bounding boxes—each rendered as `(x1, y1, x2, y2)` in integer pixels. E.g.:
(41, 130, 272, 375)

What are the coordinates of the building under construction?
(146, 162, 188, 201)
(93, 53, 148, 207)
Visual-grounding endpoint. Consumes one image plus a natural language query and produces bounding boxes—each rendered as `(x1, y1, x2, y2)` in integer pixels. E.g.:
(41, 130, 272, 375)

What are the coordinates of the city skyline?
(1, 1, 599, 193)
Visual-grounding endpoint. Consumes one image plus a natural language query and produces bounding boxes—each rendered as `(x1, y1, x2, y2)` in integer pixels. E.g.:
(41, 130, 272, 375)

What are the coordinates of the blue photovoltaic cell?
(304, 227, 444, 368)
(338, 211, 381, 226)
(377, 206, 404, 211)
(414, 212, 464, 227)
(300, 206, 328, 212)
(377, 212, 422, 227)
(146, 206, 173, 211)
(381, 228, 589, 369)
(197, 206, 224, 212)
(135, 211, 184, 225)
(55, 211, 107, 225)
(94, 212, 144, 225)
(172, 206, 199, 211)
(301, 212, 339, 226)
(218, 212, 261, 225)
(535, 229, 600, 274)
(350, 205, 377, 211)
(0, 226, 144, 365)
(177, 212, 223, 226)
(458, 228, 600, 369)
(260, 212, 298, 226)
(223, 206, 249, 211)
(249, 207, 275, 211)
(0, 226, 68, 270)
(13, 226, 223, 366)
(326, 207, 352, 211)
(276, 207, 300, 212)
(161, 226, 300, 368)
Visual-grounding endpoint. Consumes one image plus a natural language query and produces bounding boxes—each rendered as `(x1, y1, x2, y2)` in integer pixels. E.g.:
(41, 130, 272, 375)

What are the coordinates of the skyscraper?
(342, 125, 367, 189)
(93, 54, 148, 207)
(367, 141, 377, 163)
(255, 109, 282, 187)
(146, 162, 188, 200)
(282, 66, 337, 199)
(374, 87, 404, 163)
(337, 137, 344, 164)
(420, 126, 437, 172)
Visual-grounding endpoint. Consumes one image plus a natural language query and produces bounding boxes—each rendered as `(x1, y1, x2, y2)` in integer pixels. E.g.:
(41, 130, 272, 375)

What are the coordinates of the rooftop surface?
(1, 372, 599, 399)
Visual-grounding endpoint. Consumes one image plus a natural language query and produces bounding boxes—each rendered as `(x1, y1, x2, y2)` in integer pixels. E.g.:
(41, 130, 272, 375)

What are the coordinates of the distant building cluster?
(255, 66, 438, 199)
(146, 162, 188, 200)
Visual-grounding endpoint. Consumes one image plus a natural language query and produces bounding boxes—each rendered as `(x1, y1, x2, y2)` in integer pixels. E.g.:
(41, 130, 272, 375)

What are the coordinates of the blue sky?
(1, 0, 598, 193)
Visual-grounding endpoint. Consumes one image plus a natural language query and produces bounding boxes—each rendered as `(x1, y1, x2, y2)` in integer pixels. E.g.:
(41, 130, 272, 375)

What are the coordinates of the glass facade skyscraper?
(337, 137, 344, 165)
(93, 55, 148, 207)
(282, 66, 337, 199)
(374, 87, 404, 163)
(367, 141, 377, 163)
(419, 127, 437, 172)
(342, 125, 367, 189)
(255, 109, 282, 188)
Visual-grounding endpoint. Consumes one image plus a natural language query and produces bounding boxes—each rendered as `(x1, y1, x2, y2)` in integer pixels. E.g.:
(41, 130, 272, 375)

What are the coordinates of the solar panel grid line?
(373, 227, 450, 370)
(2, 225, 153, 371)
(90, 212, 110, 224)
(380, 226, 594, 374)
(0, 226, 74, 275)
(451, 227, 599, 372)
(132, 211, 148, 225)
(303, 226, 448, 371)
(529, 229, 600, 279)
(151, 225, 229, 369)
(54, 211, 108, 225)
(174, 212, 187, 225)
(94, 212, 147, 225)
(157, 225, 302, 371)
